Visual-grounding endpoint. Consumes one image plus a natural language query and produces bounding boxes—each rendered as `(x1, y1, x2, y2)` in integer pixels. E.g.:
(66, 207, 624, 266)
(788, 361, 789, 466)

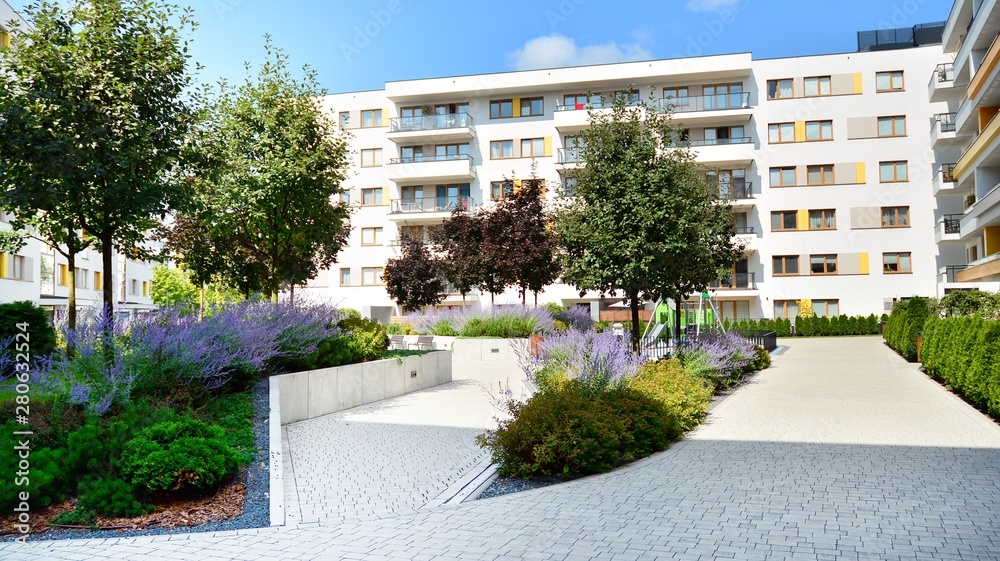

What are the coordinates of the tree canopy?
(383, 234, 444, 312)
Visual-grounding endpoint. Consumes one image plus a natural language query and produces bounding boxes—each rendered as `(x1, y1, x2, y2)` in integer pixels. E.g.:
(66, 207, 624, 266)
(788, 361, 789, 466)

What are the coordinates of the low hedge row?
(920, 315, 1000, 417)
(723, 315, 880, 338)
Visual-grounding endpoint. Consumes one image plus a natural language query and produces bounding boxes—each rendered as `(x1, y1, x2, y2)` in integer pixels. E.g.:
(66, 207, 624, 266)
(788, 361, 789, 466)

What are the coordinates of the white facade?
(304, 37, 952, 321)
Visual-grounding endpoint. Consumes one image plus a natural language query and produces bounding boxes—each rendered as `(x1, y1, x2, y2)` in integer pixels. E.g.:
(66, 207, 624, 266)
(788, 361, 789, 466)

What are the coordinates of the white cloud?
(507, 34, 651, 71)
(685, 0, 741, 12)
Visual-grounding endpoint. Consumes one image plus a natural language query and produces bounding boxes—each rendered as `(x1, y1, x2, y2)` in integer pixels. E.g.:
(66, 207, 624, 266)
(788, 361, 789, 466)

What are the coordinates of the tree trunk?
(521, 286, 526, 305)
(629, 288, 641, 353)
(66, 252, 77, 354)
(674, 292, 684, 344)
(101, 232, 115, 328)
(533, 291, 538, 307)
(199, 285, 205, 320)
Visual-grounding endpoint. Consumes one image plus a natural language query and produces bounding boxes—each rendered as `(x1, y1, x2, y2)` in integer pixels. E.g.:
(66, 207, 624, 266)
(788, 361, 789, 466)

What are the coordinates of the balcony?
(936, 214, 963, 243)
(385, 154, 475, 183)
(957, 252, 1000, 282)
(557, 147, 584, 165)
(714, 181, 754, 209)
(942, 265, 968, 283)
(734, 226, 758, 252)
(386, 113, 474, 144)
(954, 110, 1000, 181)
(929, 62, 963, 102)
(932, 113, 962, 149)
(389, 196, 476, 220)
(709, 272, 757, 291)
(681, 136, 755, 164)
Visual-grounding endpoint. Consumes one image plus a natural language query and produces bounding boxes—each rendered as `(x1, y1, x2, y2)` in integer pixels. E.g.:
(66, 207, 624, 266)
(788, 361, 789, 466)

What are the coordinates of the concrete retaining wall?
(451, 338, 528, 362)
(275, 351, 453, 425)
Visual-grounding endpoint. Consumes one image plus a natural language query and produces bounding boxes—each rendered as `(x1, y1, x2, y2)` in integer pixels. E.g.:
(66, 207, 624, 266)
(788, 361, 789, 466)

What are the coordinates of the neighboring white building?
(303, 23, 953, 323)
(0, 1, 155, 318)
(934, 0, 1000, 291)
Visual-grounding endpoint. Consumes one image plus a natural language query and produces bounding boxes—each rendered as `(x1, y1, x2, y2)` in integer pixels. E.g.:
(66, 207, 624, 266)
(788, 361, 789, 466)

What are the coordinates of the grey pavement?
(6, 336, 1000, 560)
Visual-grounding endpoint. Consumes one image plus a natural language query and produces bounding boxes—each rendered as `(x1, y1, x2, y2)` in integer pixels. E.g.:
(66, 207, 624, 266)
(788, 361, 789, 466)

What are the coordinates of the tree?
(431, 207, 485, 305)
(171, 39, 351, 300)
(0, 0, 197, 331)
(383, 234, 444, 313)
(150, 264, 199, 311)
(500, 178, 561, 305)
(554, 89, 744, 350)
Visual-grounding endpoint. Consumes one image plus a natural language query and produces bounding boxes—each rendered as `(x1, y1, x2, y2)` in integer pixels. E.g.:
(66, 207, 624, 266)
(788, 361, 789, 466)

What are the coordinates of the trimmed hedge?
(723, 315, 878, 338)
(883, 297, 933, 361)
(920, 316, 1000, 417)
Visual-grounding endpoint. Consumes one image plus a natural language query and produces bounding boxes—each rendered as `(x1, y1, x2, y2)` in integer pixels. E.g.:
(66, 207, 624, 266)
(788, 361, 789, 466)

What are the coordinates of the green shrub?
(477, 382, 672, 478)
(77, 477, 148, 518)
(52, 507, 98, 526)
(921, 316, 1000, 418)
(460, 316, 539, 338)
(939, 290, 1000, 319)
(629, 359, 712, 435)
(121, 418, 242, 493)
(340, 317, 389, 362)
(385, 322, 417, 335)
(338, 308, 362, 321)
(749, 345, 771, 371)
(0, 301, 57, 376)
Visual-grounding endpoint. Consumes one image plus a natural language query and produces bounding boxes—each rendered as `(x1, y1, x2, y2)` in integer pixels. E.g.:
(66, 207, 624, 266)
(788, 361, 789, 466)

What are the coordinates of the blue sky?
(8, 0, 955, 93)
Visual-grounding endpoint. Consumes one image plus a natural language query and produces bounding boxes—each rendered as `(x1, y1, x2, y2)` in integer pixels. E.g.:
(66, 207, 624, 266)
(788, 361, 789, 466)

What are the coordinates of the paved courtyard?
(6, 336, 1000, 560)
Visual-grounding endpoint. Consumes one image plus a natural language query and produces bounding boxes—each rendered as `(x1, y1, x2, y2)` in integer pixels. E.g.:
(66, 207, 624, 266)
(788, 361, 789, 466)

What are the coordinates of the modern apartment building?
(0, 1, 156, 318)
(934, 0, 1000, 290)
(304, 24, 952, 323)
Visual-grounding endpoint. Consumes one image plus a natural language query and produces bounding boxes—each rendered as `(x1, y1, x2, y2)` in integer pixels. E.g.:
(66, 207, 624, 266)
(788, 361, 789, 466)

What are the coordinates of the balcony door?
(401, 146, 423, 163)
(734, 212, 749, 234)
(708, 169, 746, 198)
(704, 82, 743, 110)
(436, 183, 471, 211)
(436, 102, 470, 126)
(435, 143, 469, 160)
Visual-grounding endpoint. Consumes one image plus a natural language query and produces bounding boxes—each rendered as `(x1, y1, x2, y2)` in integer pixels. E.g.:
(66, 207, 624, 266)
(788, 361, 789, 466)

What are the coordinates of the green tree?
(150, 264, 199, 311)
(172, 39, 351, 300)
(0, 0, 196, 330)
(554, 90, 744, 350)
(383, 234, 444, 313)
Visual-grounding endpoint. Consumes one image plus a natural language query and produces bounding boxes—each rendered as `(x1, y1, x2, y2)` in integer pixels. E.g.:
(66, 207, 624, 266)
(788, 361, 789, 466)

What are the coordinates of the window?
(615, 89, 640, 104)
(876, 71, 904, 92)
(400, 146, 423, 163)
(490, 140, 514, 159)
(58, 264, 68, 286)
(881, 206, 910, 228)
(767, 79, 793, 99)
(339, 190, 352, 205)
(490, 99, 513, 119)
(813, 299, 840, 317)
(883, 252, 912, 274)
(810, 255, 838, 275)
(491, 181, 514, 201)
(435, 143, 469, 159)
(562, 176, 578, 197)
(131, 279, 139, 295)
(805, 120, 833, 141)
(770, 167, 797, 187)
(806, 165, 834, 185)
(521, 138, 545, 157)
(360, 148, 382, 167)
(361, 109, 383, 128)
(142, 281, 149, 297)
(774, 300, 800, 319)
(662, 86, 689, 106)
(703, 83, 742, 109)
(771, 211, 797, 231)
(94, 271, 102, 290)
(361, 187, 383, 206)
(879, 161, 908, 182)
(804, 76, 831, 97)
(9, 255, 24, 281)
(340, 268, 352, 286)
(362, 267, 384, 286)
(401, 185, 424, 201)
(878, 116, 906, 137)
(705, 126, 744, 144)
(769, 122, 795, 143)
(520, 97, 544, 116)
(808, 209, 836, 230)
(361, 227, 383, 246)
(339, 112, 350, 128)
(773, 256, 800, 276)
(563, 93, 601, 109)
(74, 267, 87, 288)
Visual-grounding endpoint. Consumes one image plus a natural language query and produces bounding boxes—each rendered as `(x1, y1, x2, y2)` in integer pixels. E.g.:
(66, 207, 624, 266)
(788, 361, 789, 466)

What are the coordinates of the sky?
(7, 0, 956, 93)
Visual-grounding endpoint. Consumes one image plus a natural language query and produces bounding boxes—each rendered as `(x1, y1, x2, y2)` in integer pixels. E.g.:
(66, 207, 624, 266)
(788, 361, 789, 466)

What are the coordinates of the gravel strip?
(19, 378, 271, 541)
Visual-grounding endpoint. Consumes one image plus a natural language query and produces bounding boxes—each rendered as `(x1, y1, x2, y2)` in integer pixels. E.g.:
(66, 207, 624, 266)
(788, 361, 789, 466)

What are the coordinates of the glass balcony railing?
(710, 272, 757, 290)
(712, 181, 754, 200)
(557, 147, 585, 164)
(388, 153, 473, 164)
(941, 163, 957, 182)
(935, 62, 955, 83)
(945, 265, 967, 283)
(390, 196, 475, 214)
(554, 98, 643, 111)
(658, 92, 752, 113)
(675, 136, 754, 147)
(937, 112, 957, 133)
(734, 226, 756, 235)
(389, 113, 473, 133)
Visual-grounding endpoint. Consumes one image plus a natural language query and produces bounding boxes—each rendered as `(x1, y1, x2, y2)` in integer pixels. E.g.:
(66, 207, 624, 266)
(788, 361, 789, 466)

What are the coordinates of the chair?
(389, 334, 405, 350)
(409, 335, 434, 350)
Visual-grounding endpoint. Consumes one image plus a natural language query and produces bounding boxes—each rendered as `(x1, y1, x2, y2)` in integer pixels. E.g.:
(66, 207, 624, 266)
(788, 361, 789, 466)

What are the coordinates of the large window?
(563, 93, 601, 108)
(804, 76, 831, 97)
(490, 99, 513, 119)
(361, 109, 383, 128)
(773, 256, 800, 276)
(401, 186, 424, 201)
(361, 187, 383, 206)
(813, 299, 840, 317)
(774, 300, 800, 319)
(880, 161, 908, 182)
(770, 167, 797, 187)
(340, 268, 351, 286)
(883, 252, 912, 274)
(810, 254, 837, 275)
(360, 148, 382, 167)
(11, 255, 24, 281)
(876, 70, 904, 92)
(361, 227, 383, 246)
(767, 79, 793, 99)
(877, 116, 906, 137)
(881, 206, 909, 228)
(339, 190, 352, 205)
(662, 86, 689, 106)
(520, 97, 544, 116)
(771, 210, 798, 231)
(362, 267, 384, 286)
(435, 143, 469, 159)
(768, 122, 795, 143)
(339, 112, 350, 128)
(491, 181, 514, 201)
(808, 209, 836, 230)
(805, 120, 833, 141)
(490, 140, 514, 159)
(806, 165, 834, 185)
(74, 267, 87, 288)
(521, 138, 545, 157)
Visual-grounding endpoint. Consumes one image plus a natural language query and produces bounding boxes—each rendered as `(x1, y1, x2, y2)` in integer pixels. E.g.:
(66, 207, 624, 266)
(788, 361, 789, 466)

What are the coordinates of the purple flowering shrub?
(517, 329, 642, 397)
(676, 331, 756, 388)
(553, 306, 595, 332)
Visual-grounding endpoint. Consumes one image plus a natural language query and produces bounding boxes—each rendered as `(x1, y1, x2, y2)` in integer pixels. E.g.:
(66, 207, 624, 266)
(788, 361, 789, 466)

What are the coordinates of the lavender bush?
(677, 331, 756, 387)
(517, 329, 642, 397)
(554, 306, 595, 332)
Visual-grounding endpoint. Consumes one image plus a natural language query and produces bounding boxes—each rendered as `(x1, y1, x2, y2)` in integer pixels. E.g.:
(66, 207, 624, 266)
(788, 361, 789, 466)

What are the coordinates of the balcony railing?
(390, 196, 475, 214)
(941, 162, 957, 182)
(658, 92, 752, 113)
(389, 113, 473, 133)
(942, 214, 963, 234)
(388, 153, 473, 164)
(734, 226, 756, 234)
(709, 272, 757, 290)
(937, 112, 957, 132)
(713, 182, 754, 200)
(554, 98, 643, 111)
(945, 265, 968, 283)
(676, 136, 754, 147)
(934, 62, 955, 83)
(558, 147, 585, 164)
